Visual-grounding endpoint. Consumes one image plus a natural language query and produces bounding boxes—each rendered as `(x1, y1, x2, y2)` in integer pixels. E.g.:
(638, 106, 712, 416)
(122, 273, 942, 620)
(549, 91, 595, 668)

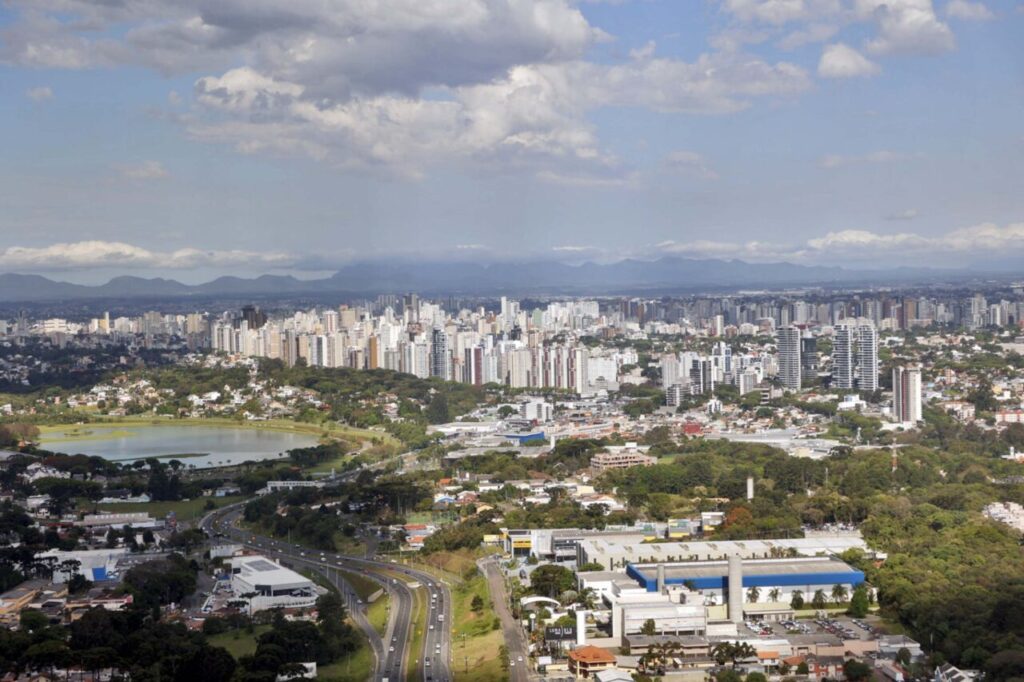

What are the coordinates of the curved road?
(202, 503, 452, 682)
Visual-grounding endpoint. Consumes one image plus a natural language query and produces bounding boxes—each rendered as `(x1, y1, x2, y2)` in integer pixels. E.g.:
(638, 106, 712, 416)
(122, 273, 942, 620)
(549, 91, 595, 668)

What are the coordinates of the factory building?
(576, 534, 872, 571)
(626, 556, 864, 613)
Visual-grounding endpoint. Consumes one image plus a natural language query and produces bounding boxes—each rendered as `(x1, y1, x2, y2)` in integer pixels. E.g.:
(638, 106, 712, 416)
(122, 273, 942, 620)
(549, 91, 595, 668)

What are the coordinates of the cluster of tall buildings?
(776, 321, 878, 392)
(209, 298, 638, 395)
(660, 341, 770, 406)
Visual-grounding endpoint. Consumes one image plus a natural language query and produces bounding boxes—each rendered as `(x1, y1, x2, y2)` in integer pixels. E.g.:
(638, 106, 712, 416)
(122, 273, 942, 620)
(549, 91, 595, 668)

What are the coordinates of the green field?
(450, 573, 504, 681)
(83, 495, 244, 520)
(452, 629, 507, 682)
(406, 583, 427, 682)
(318, 637, 374, 682)
(337, 569, 382, 601)
(207, 624, 271, 658)
(367, 596, 389, 637)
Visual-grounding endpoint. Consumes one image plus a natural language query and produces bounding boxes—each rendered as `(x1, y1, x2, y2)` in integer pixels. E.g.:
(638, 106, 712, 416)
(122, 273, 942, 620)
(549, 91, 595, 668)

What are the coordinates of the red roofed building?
(568, 645, 616, 678)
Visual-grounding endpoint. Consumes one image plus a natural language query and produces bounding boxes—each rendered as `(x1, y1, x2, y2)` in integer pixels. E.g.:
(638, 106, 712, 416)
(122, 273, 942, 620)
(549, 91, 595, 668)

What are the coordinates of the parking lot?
(744, 615, 880, 640)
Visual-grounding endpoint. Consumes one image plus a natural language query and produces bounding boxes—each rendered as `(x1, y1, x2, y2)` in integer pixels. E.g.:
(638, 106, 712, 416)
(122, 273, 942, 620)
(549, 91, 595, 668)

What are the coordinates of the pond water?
(40, 425, 319, 469)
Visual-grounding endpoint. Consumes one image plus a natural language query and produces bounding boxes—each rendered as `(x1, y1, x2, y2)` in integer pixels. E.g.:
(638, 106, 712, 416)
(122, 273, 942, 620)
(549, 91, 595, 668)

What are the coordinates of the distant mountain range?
(0, 257, 988, 302)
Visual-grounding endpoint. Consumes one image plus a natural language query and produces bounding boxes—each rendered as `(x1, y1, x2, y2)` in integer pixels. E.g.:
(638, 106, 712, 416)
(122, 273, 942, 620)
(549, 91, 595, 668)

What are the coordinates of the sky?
(0, 0, 1022, 283)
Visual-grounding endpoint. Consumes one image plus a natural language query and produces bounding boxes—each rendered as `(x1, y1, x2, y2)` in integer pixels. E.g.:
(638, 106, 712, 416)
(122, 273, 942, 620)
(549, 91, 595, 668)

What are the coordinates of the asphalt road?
(479, 555, 531, 682)
(201, 502, 452, 682)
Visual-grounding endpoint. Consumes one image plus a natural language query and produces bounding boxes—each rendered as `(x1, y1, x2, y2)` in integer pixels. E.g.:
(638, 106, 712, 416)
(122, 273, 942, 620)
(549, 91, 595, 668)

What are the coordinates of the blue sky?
(0, 0, 1022, 282)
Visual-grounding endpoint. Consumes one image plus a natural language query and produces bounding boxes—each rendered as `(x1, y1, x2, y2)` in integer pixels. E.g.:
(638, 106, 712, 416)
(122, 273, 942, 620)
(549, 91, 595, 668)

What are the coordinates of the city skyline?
(2, 1, 1023, 282)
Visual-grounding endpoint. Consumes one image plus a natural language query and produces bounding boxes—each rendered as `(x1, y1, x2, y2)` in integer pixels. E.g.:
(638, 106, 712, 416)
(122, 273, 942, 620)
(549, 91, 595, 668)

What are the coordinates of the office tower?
(800, 333, 818, 382)
(403, 293, 419, 323)
(857, 325, 879, 391)
(712, 341, 732, 374)
(777, 326, 801, 390)
(832, 325, 855, 389)
(892, 366, 922, 423)
(689, 359, 714, 394)
(240, 305, 267, 330)
(900, 297, 918, 330)
(430, 326, 449, 380)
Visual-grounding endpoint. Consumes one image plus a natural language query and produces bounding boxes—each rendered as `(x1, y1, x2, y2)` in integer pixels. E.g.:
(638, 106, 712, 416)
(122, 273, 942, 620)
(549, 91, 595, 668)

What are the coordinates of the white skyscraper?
(857, 325, 879, 392)
(832, 325, 855, 389)
(660, 354, 681, 388)
(892, 366, 922, 424)
(777, 326, 802, 390)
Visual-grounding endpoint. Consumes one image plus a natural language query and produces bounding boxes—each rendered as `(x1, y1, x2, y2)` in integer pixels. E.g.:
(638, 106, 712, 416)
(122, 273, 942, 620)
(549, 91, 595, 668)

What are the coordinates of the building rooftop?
(569, 645, 617, 664)
(229, 555, 313, 589)
(633, 556, 861, 582)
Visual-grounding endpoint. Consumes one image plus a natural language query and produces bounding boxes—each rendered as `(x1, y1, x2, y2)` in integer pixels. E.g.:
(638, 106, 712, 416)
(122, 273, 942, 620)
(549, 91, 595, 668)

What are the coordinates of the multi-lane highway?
(201, 502, 452, 682)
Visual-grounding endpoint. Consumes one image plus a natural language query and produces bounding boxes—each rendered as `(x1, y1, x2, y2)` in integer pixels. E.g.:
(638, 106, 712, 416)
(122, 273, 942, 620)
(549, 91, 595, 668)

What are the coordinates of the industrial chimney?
(728, 554, 743, 624)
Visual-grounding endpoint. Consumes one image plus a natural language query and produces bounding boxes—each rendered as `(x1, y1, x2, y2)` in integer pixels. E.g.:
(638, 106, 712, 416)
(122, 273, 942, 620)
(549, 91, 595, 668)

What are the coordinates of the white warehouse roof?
(229, 555, 313, 591)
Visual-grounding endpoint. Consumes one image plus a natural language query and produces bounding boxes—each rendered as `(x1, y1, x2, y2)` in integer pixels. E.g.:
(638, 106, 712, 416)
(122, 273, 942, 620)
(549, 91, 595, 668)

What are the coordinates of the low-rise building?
(227, 555, 319, 612)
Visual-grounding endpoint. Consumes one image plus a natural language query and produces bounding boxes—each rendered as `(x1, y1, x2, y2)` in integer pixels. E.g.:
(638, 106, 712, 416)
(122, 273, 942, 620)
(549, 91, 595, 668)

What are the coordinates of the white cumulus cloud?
(946, 0, 994, 19)
(26, 86, 53, 101)
(819, 150, 910, 168)
(663, 151, 720, 180)
(120, 160, 169, 180)
(0, 241, 298, 271)
(818, 43, 881, 78)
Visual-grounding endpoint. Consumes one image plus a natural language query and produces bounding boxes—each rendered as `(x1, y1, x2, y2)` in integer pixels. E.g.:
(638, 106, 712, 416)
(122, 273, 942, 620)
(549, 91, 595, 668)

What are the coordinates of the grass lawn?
(366, 596, 389, 638)
(337, 569, 383, 601)
(318, 637, 375, 682)
(402, 548, 485, 582)
(405, 583, 427, 682)
(451, 629, 507, 682)
(333, 532, 367, 557)
(83, 495, 244, 521)
(207, 624, 271, 659)
(450, 573, 503, 680)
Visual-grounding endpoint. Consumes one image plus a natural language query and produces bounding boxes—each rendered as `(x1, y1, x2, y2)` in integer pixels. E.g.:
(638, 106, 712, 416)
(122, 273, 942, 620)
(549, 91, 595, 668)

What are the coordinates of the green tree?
(843, 659, 873, 682)
(641, 618, 657, 636)
(529, 564, 576, 599)
(426, 393, 451, 424)
(847, 585, 869, 618)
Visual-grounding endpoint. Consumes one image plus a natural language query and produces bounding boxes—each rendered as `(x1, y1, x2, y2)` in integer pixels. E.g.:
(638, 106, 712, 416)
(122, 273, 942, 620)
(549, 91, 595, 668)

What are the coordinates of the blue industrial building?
(627, 557, 865, 596)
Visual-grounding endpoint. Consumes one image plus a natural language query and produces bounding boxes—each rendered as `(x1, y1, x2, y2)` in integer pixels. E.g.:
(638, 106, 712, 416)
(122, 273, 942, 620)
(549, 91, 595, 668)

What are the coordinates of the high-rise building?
(689, 359, 715, 394)
(892, 366, 922, 424)
(777, 326, 801, 390)
(240, 305, 267, 330)
(857, 325, 879, 392)
(430, 326, 449, 380)
(832, 325, 855, 389)
(660, 354, 681, 388)
(800, 333, 818, 382)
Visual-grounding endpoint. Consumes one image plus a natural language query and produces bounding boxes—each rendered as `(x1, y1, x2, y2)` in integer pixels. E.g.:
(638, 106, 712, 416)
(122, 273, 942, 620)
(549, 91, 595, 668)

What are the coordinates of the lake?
(40, 424, 319, 469)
